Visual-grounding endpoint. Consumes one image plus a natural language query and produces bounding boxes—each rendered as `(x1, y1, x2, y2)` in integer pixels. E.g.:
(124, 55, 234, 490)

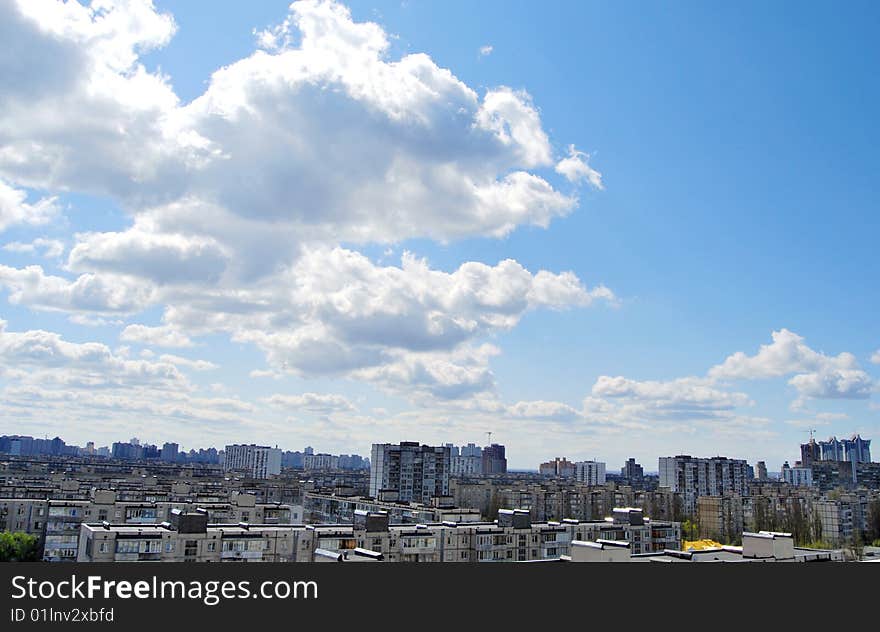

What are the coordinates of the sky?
(0, 0, 879, 471)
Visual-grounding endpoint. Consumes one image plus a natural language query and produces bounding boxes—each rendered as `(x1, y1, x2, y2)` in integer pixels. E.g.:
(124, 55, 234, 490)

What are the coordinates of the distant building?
(801, 434, 871, 466)
(111, 442, 144, 460)
(161, 443, 179, 462)
(370, 442, 451, 503)
(755, 461, 768, 481)
(481, 444, 507, 475)
(780, 461, 813, 487)
(539, 457, 576, 477)
(621, 458, 644, 482)
(450, 443, 483, 476)
(451, 453, 482, 476)
(461, 443, 482, 458)
(659, 455, 751, 515)
(223, 444, 282, 479)
(303, 453, 339, 470)
(574, 461, 606, 486)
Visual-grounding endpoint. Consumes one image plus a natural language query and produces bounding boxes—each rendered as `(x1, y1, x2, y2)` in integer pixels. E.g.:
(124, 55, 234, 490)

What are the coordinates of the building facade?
(659, 455, 751, 515)
(574, 461, 606, 486)
(223, 444, 282, 479)
(369, 442, 451, 503)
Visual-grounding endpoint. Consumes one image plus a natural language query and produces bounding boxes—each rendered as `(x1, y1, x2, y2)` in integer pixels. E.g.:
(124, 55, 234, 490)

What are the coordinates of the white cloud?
(0, 0, 182, 194)
(158, 354, 218, 371)
(0, 180, 59, 232)
(352, 344, 500, 401)
(0, 320, 187, 391)
(479, 45, 493, 56)
(3, 237, 65, 258)
(68, 227, 229, 284)
(2, 0, 588, 249)
(0, 264, 156, 313)
(264, 392, 356, 414)
(0, 0, 617, 434)
(120, 324, 194, 348)
(709, 328, 873, 403)
(709, 328, 856, 380)
(555, 145, 604, 189)
(507, 400, 581, 422)
(788, 369, 873, 400)
(872, 349, 880, 364)
(591, 375, 752, 411)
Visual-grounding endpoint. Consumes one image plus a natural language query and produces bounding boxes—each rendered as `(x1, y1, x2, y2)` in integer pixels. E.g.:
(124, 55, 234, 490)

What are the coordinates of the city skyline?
(2, 1, 880, 470)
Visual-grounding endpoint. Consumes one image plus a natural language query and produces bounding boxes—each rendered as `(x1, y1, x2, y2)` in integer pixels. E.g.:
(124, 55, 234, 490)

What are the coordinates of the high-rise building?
(574, 461, 606, 486)
(621, 458, 644, 482)
(658, 455, 751, 515)
(820, 435, 871, 464)
(539, 457, 576, 477)
(800, 434, 871, 466)
(369, 442, 451, 503)
(755, 461, 768, 481)
(449, 443, 486, 476)
(303, 453, 339, 470)
(460, 443, 482, 458)
(223, 444, 282, 479)
(111, 441, 144, 460)
(800, 439, 821, 467)
(481, 444, 507, 475)
(780, 461, 813, 487)
(161, 442, 179, 462)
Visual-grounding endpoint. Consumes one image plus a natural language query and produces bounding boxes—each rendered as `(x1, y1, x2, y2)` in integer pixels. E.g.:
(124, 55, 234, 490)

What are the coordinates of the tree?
(0, 531, 41, 562)
(846, 529, 865, 561)
(867, 499, 880, 544)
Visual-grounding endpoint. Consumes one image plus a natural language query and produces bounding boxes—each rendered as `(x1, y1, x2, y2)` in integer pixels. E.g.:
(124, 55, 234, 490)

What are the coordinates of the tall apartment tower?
(755, 461, 768, 481)
(574, 460, 606, 486)
(481, 444, 508, 475)
(369, 442, 451, 503)
(161, 442, 179, 462)
(223, 444, 282, 479)
(659, 455, 751, 515)
(621, 458, 644, 481)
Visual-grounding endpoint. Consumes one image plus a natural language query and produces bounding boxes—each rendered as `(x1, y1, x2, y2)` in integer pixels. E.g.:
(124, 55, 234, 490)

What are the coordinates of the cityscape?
(1, 0, 880, 590)
(1, 430, 878, 563)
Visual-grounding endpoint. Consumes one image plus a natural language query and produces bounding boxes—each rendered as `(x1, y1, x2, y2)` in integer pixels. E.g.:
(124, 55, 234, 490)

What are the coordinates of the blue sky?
(0, 0, 878, 470)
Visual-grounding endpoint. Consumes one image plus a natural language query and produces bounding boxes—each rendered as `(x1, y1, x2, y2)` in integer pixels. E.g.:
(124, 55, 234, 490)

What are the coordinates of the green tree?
(0, 531, 41, 562)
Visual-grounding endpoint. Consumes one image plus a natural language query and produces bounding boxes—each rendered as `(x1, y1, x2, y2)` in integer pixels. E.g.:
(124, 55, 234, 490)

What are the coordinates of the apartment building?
(223, 445, 282, 479)
(78, 510, 299, 563)
(2, 492, 300, 561)
(539, 458, 576, 477)
(659, 455, 751, 515)
(574, 461, 606, 486)
(303, 491, 481, 524)
(369, 442, 450, 503)
(781, 462, 814, 487)
(76, 506, 681, 563)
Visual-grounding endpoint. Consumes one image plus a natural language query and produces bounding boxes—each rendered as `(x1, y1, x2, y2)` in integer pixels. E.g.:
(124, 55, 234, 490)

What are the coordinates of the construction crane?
(486, 431, 492, 446)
